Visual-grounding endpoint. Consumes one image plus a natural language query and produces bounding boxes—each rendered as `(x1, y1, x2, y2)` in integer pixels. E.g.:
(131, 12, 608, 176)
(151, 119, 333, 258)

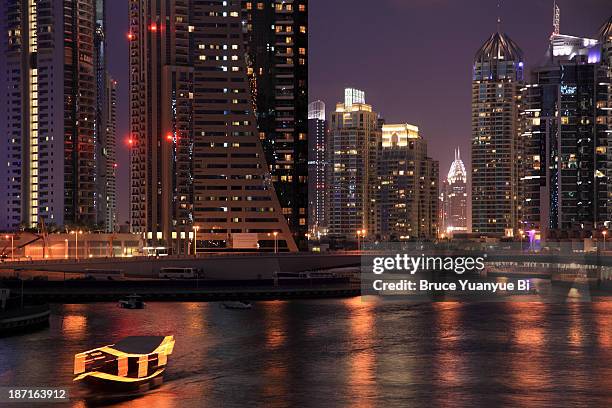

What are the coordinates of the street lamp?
(193, 226, 200, 256)
(70, 230, 83, 260)
(273, 231, 278, 253)
(518, 229, 524, 251)
(4, 234, 14, 261)
(358, 229, 366, 252)
(603, 230, 607, 251)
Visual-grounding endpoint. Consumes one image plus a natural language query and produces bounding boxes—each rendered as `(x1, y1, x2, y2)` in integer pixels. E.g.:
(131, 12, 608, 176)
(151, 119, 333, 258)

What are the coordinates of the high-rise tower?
(522, 13, 611, 237)
(471, 29, 524, 236)
(104, 76, 117, 232)
(129, 0, 297, 253)
(307, 100, 327, 239)
(441, 148, 468, 235)
(241, 1, 308, 248)
(3, 0, 108, 230)
(378, 124, 439, 240)
(328, 88, 380, 239)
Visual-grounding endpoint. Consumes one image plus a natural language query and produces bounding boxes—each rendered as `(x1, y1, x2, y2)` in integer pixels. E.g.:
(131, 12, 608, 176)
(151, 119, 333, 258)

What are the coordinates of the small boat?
(118, 295, 145, 309)
(221, 301, 252, 310)
(0, 304, 50, 336)
(74, 336, 175, 390)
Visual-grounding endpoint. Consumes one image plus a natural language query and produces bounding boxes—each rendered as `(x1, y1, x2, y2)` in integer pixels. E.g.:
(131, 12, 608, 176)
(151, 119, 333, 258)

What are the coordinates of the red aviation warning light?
(150, 23, 157, 32)
(127, 32, 134, 41)
(166, 133, 173, 142)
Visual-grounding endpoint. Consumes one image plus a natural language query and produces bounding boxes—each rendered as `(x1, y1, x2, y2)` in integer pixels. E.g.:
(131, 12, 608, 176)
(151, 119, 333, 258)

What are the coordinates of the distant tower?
(442, 148, 468, 236)
(378, 124, 439, 240)
(328, 89, 380, 239)
(104, 77, 118, 233)
(471, 26, 524, 237)
(308, 101, 328, 238)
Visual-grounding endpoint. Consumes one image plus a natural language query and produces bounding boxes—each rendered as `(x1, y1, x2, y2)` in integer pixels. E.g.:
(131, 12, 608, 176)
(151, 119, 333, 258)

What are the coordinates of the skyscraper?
(522, 14, 612, 237)
(241, 0, 308, 247)
(104, 76, 117, 233)
(441, 148, 468, 236)
(129, 0, 297, 253)
(378, 124, 439, 240)
(3, 0, 109, 230)
(328, 88, 380, 239)
(471, 29, 524, 237)
(307, 100, 327, 238)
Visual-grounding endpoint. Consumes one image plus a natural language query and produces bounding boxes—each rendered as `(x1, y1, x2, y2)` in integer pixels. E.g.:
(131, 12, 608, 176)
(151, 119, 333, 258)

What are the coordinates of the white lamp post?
(193, 226, 200, 256)
(5, 235, 14, 261)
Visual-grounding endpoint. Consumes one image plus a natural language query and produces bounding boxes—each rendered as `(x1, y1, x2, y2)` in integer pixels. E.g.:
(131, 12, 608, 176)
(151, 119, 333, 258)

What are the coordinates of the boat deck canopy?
(113, 336, 166, 354)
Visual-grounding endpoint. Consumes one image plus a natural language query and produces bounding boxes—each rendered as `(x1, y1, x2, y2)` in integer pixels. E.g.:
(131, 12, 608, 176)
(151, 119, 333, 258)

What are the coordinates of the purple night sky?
(5, 0, 611, 224)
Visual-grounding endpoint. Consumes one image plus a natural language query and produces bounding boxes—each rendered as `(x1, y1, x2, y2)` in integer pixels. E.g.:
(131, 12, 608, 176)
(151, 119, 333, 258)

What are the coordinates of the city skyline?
(0, 3, 611, 406)
(309, 0, 610, 218)
(2, 0, 606, 225)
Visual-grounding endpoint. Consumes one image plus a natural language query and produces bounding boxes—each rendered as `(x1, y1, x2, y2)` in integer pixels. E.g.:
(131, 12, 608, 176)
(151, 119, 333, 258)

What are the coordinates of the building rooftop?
(599, 15, 612, 41)
(447, 148, 467, 184)
(475, 32, 523, 63)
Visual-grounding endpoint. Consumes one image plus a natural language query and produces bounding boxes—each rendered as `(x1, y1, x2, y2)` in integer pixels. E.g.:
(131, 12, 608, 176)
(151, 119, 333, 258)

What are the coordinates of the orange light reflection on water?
(260, 301, 289, 405)
(432, 302, 464, 387)
(506, 302, 552, 399)
(61, 306, 88, 341)
(345, 297, 377, 407)
(263, 300, 288, 350)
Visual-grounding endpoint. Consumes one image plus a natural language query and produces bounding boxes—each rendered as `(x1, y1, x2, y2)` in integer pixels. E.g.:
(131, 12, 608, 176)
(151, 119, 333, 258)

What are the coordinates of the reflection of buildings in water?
(263, 301, 288, 350)
(345, 297, 376, 406)
(110, 393, 179, 408)
(432, 302, 465, 387)
(506, 303, 551, 396)
(593, 302, 612, 348)
(261, 301, 289, 405)
(567, 303, 586, 347)
(61, 305, 88, 340)
(184, 302, 207, 331)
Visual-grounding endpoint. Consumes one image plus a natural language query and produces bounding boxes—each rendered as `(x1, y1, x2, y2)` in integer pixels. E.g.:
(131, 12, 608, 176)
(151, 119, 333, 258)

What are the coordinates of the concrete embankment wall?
(1, 254, 361, 279)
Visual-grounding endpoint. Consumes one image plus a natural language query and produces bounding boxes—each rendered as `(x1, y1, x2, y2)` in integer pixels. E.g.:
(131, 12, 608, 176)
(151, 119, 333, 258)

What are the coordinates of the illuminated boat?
(74, 336, 175, 388)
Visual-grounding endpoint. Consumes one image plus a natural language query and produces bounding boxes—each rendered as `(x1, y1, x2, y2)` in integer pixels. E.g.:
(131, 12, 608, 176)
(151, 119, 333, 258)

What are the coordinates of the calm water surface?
(1, 299, 611, 407)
